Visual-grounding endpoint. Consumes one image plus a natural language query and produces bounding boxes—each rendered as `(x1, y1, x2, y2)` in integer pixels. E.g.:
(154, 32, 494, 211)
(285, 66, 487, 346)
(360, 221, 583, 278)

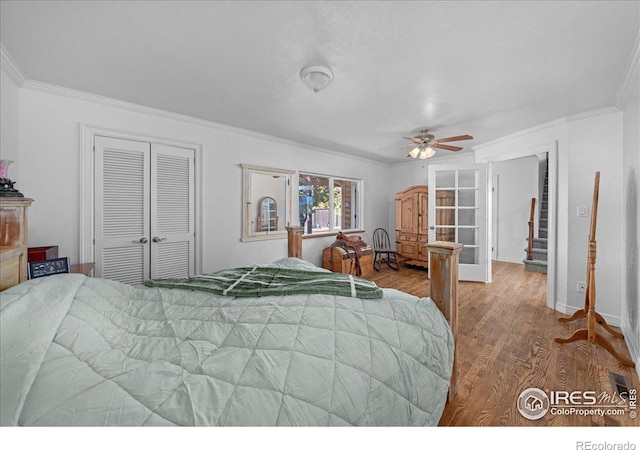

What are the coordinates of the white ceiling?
(1, 1, 638, 163)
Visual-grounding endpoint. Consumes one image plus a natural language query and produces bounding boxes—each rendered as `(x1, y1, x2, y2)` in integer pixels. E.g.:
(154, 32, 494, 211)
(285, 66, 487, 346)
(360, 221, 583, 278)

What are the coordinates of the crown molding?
(472, 106, 620, 152)
(0, 43, 27, 87)
(472, 117, 568, 151)
(614, 29, 640, 108)
(20, 79, 389, 167)
(565, 106, 620, 122)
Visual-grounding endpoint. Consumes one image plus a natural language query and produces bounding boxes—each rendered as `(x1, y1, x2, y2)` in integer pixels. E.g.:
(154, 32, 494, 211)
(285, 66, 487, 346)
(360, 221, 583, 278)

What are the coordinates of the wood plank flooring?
(367, 260, 639, 426)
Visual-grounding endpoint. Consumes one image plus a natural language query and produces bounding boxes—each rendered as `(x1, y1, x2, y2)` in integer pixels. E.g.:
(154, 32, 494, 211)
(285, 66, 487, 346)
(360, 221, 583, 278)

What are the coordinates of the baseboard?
(555, 302, 621, 327)
(496, 256, 525, 264)
(621, 321, 640, 380)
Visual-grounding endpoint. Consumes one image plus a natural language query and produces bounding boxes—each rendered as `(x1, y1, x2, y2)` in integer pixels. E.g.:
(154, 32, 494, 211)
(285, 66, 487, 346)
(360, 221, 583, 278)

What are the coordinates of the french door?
(95, 136, 194, 284)
(428, 163, 490, 282)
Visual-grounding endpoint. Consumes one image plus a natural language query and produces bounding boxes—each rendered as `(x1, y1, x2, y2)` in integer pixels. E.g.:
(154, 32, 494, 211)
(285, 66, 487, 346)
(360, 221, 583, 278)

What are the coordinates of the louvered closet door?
(150, 144, 195, 279)
(95, 136, 151, 284)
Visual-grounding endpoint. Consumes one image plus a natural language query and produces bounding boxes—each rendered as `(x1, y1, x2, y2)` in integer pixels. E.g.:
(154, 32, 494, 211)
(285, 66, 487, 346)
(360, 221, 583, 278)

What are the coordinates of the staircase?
(524, 160, 548, 273)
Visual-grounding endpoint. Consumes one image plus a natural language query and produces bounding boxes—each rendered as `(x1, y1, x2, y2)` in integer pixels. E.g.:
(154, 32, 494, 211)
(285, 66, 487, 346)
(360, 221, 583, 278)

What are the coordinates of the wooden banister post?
(286, 226, 303, 259)
(527, 197, 536, 260)
(426, 241, 463, 401)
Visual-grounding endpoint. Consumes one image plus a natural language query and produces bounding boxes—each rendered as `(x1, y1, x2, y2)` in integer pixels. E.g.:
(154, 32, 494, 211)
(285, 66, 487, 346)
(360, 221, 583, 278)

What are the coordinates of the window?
(298, 173, 361, 235)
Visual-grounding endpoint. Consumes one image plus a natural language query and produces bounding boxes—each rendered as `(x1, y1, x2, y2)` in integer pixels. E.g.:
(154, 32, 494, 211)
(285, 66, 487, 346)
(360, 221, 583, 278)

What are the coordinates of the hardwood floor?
(368, 260, 639, 426)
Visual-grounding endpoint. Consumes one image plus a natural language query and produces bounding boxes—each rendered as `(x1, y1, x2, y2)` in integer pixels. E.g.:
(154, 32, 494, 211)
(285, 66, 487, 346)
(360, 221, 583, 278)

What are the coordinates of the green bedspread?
(144, 266, 384, 299)
(0, 258, 453, 426)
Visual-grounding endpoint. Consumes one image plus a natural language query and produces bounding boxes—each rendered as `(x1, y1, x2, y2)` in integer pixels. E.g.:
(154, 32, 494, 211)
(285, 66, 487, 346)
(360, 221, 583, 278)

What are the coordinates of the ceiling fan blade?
(434, 134, 473, 143)
(433, 143, 463, 151)
(403, 136, 422, 143)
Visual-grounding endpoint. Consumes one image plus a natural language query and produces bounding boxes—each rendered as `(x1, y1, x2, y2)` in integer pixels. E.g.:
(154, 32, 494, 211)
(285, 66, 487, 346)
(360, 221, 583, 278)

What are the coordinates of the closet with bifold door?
(94, 136, 195, 284)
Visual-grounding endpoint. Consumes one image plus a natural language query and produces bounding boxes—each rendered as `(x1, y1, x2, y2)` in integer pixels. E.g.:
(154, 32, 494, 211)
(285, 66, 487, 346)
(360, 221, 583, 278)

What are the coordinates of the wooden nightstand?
(70, 263, 94, 276)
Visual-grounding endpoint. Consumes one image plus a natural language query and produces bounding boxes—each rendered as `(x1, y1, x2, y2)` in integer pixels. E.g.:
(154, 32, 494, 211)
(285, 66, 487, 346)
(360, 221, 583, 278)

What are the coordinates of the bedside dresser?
(0, 197, 34, 291)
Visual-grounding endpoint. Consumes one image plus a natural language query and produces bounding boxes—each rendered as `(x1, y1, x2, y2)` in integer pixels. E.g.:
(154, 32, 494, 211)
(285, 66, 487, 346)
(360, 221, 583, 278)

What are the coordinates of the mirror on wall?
(258, 197, 277, 232)
(242, 165, 294, 241)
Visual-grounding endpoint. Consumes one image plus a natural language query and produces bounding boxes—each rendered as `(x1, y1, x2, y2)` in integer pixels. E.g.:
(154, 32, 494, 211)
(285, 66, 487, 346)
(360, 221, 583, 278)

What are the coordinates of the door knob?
(429, 226, 435, 230)
(152, 236, 167, 243)
(133, 237, 148, 244)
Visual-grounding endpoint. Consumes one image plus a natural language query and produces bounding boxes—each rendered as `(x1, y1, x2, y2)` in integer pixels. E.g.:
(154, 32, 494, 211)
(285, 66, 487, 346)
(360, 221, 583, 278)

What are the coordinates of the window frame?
(298, 172, 364, 237)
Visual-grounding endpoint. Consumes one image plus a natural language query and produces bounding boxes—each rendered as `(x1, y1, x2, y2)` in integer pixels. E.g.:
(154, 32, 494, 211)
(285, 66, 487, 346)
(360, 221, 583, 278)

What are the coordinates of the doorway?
(491, 153, 545, 266)
(485, 143, 557, 309)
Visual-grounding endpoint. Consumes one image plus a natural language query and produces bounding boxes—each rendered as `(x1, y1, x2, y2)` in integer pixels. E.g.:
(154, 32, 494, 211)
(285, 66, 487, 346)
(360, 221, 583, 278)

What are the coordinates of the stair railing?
(527, 197, 536, 260)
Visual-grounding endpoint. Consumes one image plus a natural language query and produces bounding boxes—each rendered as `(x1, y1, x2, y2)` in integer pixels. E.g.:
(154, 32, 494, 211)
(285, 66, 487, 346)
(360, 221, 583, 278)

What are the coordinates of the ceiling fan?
(380, 129, 474, 159)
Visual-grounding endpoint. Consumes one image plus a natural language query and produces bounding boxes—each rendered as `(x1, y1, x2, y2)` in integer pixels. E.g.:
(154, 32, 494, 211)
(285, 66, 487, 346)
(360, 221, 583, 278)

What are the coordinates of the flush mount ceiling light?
(300, 65, 334, 93)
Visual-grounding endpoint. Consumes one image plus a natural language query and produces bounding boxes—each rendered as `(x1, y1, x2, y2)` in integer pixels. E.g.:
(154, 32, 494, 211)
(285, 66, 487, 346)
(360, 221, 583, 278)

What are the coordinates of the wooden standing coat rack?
(555, 172, 635, 367)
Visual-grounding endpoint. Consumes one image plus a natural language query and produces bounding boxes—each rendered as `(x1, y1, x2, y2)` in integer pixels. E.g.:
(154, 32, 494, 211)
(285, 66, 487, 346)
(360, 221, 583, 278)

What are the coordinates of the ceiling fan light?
(409, 147, 421, 158)
(419, 147, 436, 160)
(300, 65, 334, 93)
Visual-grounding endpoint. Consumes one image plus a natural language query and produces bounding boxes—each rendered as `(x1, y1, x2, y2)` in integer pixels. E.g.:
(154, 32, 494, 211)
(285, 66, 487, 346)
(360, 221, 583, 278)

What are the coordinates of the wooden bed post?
(286, 226, 303, 259)
(426, 241, 463, 401)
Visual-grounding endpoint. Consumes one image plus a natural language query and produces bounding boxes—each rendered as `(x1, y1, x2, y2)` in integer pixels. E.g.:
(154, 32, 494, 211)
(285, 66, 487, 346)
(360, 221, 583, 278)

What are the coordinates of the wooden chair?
(372, 228, 399, 271)
(555, 172, 635, 367)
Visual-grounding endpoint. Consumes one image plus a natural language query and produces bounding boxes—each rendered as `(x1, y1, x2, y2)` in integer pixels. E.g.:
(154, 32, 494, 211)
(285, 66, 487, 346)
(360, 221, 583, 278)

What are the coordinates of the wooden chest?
(322, 245, 374, 278)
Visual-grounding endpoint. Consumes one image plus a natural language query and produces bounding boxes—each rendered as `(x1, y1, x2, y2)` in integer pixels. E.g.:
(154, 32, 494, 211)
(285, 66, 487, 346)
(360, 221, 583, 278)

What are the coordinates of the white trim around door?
(79, 124, 203, 276)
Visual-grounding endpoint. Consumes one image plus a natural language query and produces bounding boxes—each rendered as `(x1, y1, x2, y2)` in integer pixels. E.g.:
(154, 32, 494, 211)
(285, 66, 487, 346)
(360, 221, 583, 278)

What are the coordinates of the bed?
(0, 242, 462, 427)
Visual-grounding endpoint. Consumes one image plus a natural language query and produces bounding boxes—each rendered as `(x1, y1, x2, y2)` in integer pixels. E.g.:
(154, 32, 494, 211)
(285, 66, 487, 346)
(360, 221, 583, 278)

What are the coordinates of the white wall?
(17, 85, 391, 272)
(0, 69, 21, 183)
(474, 109, 624, 325)
(492, 155, 538, 264)
(566, 112, 623, 321)
(619, 38, 640, 372)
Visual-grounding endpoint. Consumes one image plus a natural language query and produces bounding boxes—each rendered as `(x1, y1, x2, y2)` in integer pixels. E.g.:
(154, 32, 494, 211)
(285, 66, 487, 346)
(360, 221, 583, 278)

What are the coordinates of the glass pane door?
(428, 164, 490, 282)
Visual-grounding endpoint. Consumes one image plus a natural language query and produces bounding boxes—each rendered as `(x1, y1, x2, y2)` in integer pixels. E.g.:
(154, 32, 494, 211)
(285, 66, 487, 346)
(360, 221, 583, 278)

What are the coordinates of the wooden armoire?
(395, 185, 429, 268)
(395, 185, 455, 268)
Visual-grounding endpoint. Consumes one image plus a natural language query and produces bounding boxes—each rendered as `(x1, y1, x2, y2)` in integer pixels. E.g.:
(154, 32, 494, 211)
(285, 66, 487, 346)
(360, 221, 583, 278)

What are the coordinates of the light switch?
(577, 206, 588, 217)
